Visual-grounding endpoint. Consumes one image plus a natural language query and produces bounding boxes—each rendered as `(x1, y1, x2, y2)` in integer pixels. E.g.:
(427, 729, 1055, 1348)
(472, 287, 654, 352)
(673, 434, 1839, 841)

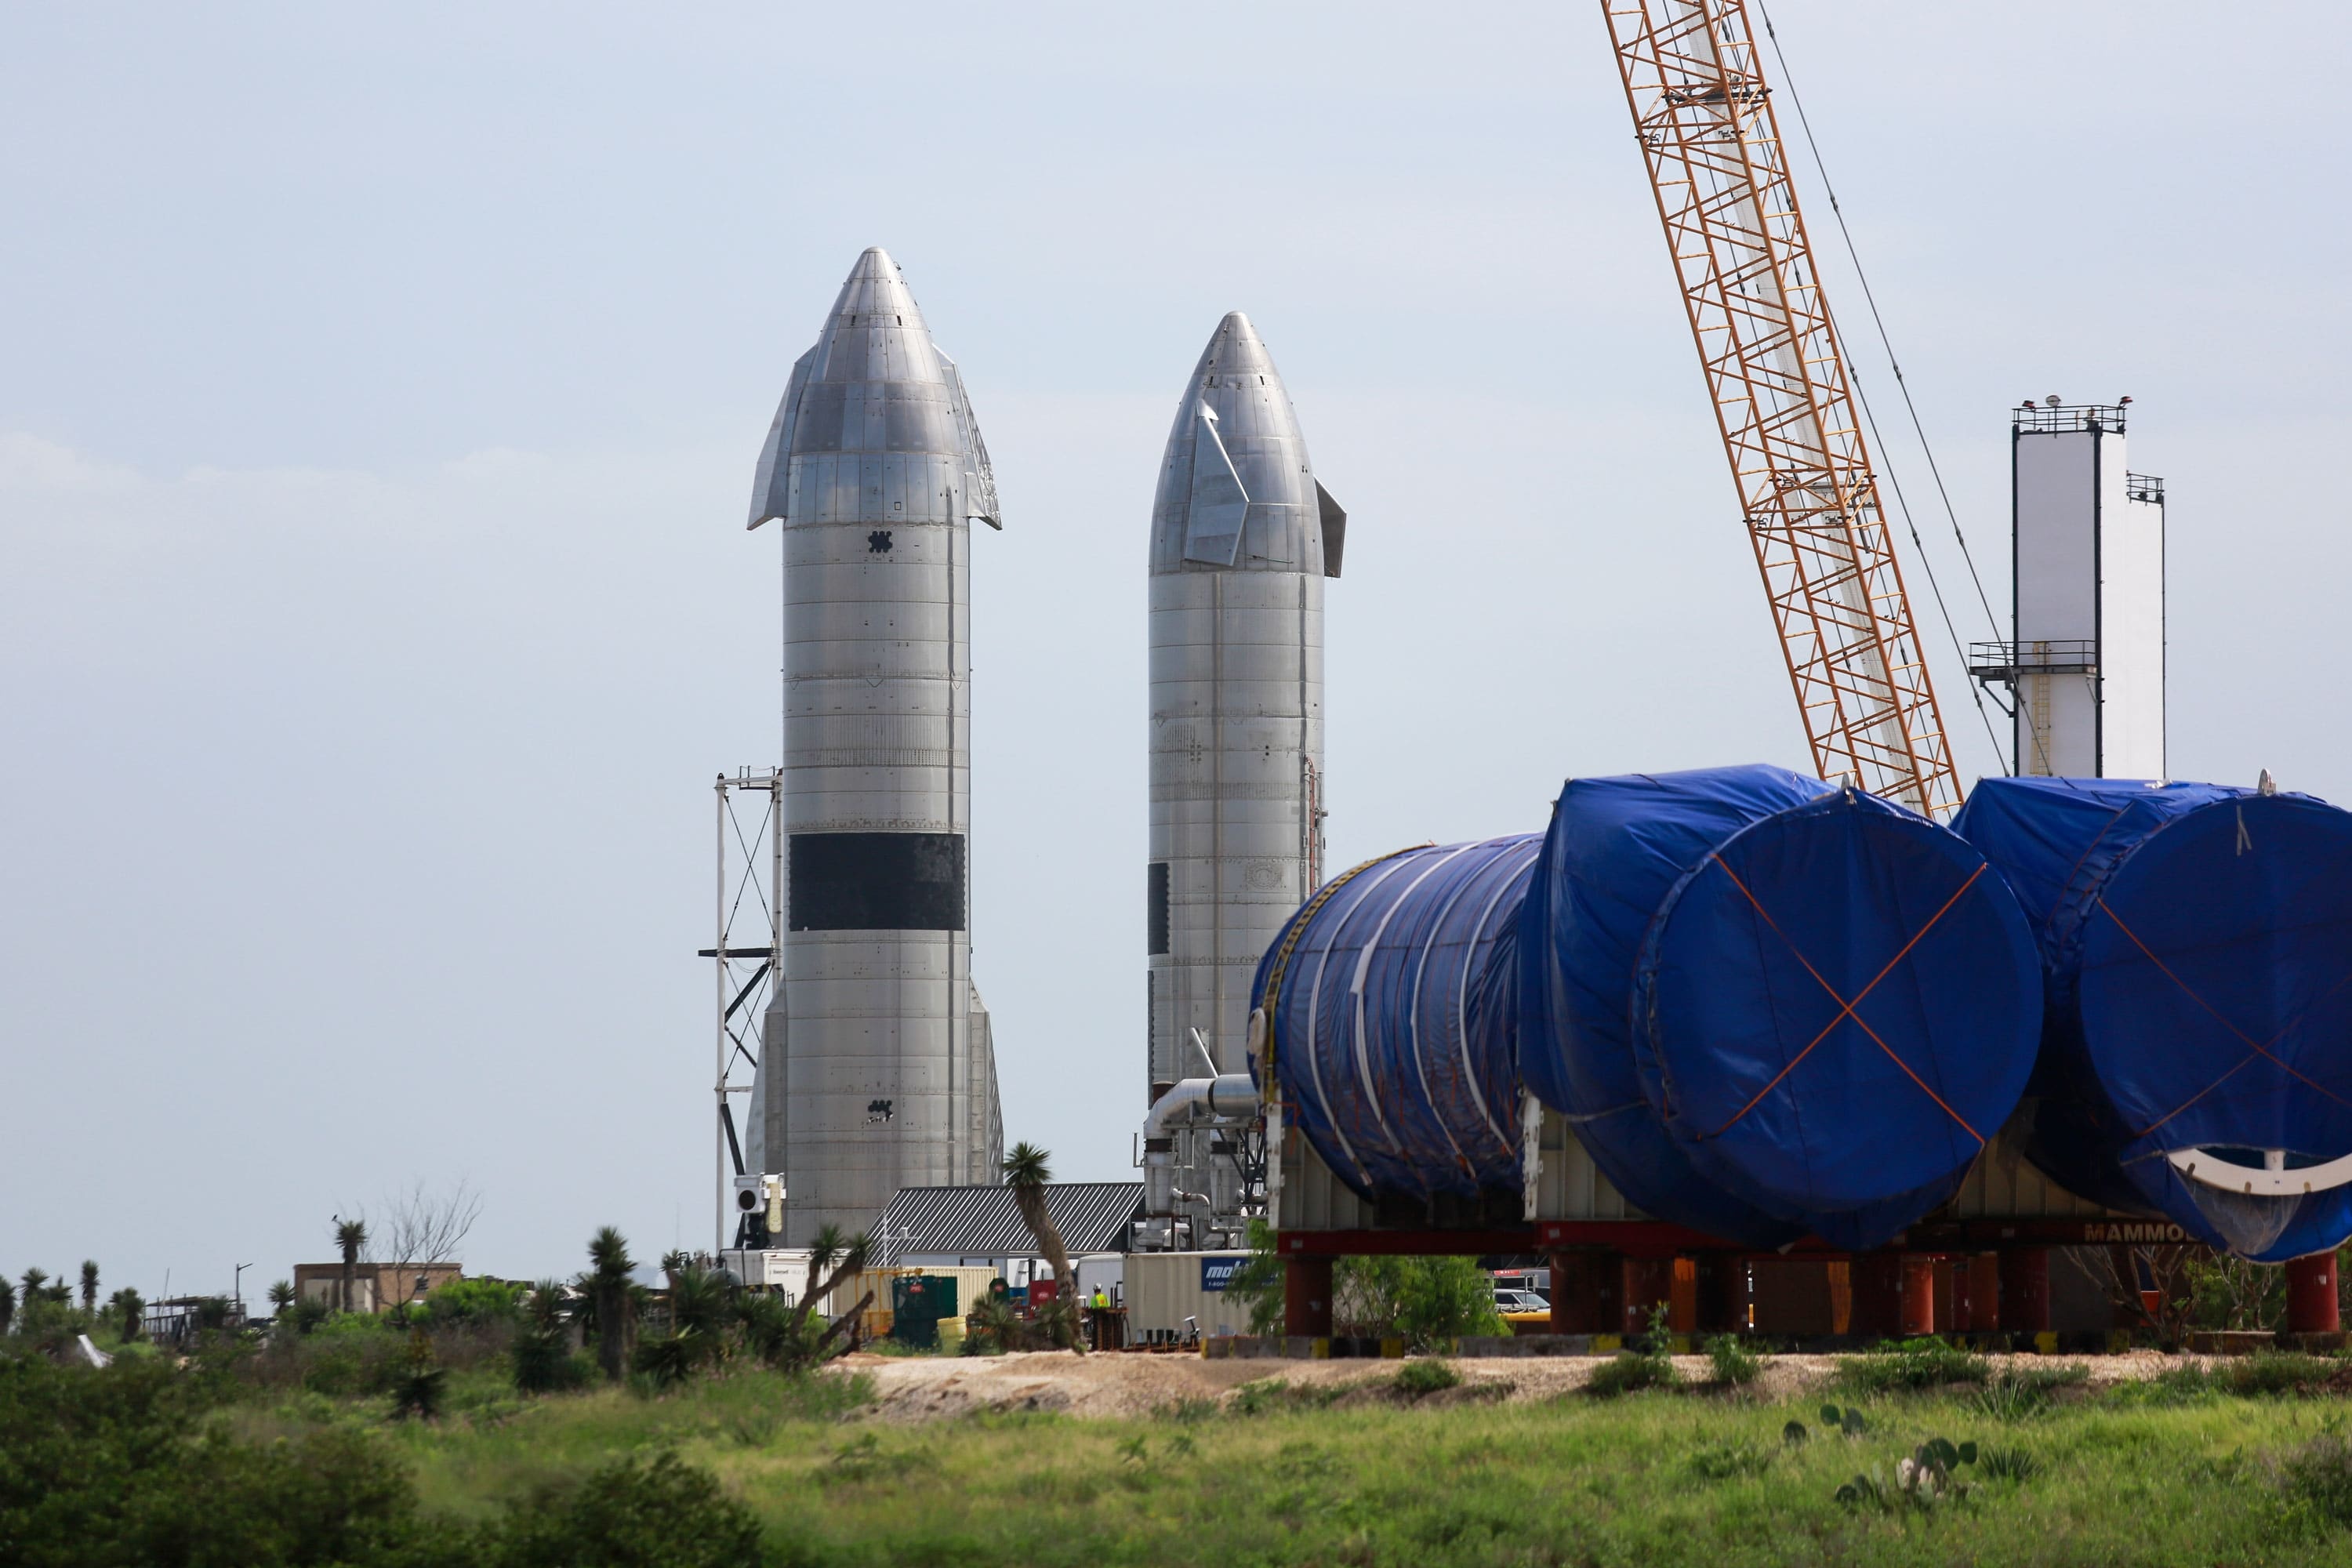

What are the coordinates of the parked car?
(1494, 1287, 1553, 1333)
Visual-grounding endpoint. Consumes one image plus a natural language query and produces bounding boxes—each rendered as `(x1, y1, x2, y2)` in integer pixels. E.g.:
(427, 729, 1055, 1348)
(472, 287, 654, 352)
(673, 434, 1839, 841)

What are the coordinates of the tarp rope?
(2098, 898, 2352, 1138)
(1254, 844, 1432, 1107)
(1701, 856, 1988, 1145)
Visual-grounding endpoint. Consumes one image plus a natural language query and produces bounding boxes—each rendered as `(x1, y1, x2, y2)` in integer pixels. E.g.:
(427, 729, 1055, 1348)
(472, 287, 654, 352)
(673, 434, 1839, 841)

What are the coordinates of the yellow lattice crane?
(1602, 0, 1962, 818)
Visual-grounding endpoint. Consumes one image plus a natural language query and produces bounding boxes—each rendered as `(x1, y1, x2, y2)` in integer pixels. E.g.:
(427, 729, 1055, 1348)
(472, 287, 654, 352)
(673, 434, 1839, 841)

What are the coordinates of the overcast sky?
(6, 2, 2347, 1298)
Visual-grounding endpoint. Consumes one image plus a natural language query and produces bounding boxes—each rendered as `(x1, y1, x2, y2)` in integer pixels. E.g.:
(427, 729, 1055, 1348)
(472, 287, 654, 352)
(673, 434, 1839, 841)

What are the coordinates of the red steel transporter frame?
(1269, 1106, 2344, 1341)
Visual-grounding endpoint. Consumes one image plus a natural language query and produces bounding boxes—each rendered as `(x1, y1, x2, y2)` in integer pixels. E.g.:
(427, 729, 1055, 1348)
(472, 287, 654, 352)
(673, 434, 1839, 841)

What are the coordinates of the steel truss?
(1603, 0, 1961, 818)
(703, 768, 782, 1253)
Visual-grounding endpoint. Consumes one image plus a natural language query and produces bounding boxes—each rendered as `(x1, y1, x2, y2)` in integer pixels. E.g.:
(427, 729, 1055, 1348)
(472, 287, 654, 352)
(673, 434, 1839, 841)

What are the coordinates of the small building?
(872, 1181, 1142, 1287)
(142, 1296, 246, 1345)
(292, 1261, 463, 1313)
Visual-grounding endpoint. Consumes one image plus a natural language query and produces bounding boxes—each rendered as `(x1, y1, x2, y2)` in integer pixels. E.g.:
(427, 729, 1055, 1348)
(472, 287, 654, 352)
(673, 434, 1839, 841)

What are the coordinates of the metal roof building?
(874, 1181, 1143, 1263)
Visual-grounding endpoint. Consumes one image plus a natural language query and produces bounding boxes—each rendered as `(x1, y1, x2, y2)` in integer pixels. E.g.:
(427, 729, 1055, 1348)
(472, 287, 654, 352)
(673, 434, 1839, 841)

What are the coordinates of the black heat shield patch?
(789, 832, 967, 931)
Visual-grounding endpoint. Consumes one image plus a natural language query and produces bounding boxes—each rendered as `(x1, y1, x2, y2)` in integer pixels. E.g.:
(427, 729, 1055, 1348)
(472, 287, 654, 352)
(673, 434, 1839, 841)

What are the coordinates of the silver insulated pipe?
(1145, 312, 1345, 1090)
(743, 247, 1006, 1245)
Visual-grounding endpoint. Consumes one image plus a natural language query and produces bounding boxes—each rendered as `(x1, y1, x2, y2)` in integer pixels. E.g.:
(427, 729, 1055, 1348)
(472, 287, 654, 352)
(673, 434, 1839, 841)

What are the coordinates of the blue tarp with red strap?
(1954, 776, 2352, 1261)
(1519, 765, 2042, 1250)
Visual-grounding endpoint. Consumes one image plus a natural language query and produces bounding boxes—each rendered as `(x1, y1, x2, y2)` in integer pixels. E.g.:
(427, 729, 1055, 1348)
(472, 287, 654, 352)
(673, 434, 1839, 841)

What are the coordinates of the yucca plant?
(389, 1328, 446, 1421)
(586, 1228, 637, 1382)
(964, 1296, 1023, 1356)
(512, 1279, 584, 1394)
(738, 1290, 822, 1369)
(334, 1218, 368, 1313)
(669, 1266, 735, 1341)
(632, 1330, 704, 1390)
(781, 1226, 873, 1363)
(1002, 1142, 1082, 1353)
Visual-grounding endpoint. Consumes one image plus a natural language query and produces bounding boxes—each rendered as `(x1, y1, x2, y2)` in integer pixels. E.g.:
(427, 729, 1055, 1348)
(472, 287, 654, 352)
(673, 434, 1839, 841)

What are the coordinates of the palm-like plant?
(796, 1225, 845, 1317)
(965, 1294, 1023, 1355)
(586, 1226, 637, 1381)
(525, 1278, 570, 1332)
(390, 1331, 447, 1421)
(78, 1261, 99, 1316)
(334, 1218, 368, 1313)
(736, 1290, 805, 1367)
(632, 1329, 702, 1390)
(1002, 1142, 1082, 1352)
(512, 1279, 582, 1396)
(668, 1265, 733, 1341)
(267, 1279, 295, 1316)
(20, 1269, 48, 1308)
(108, 1287, 144, 1341)
(785, 1224, 872, 1346)
(0, 1277, 16, 1336)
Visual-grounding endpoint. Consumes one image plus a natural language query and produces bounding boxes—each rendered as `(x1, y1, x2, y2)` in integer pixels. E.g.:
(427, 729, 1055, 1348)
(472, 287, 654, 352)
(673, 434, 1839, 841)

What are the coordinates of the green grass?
(1392, 1357, 1461, 1397)
(1704, 1334, 1765, 1387)
(1967, 1362, 2092, 1421)
(1834, 1336, 1992, 1392)
(273, 1366, 2347, 1566)
(1586, 1348, 1680, 1398)
(45, 1346, 2351, 1566)
(2220, 1352, 2347, 1396)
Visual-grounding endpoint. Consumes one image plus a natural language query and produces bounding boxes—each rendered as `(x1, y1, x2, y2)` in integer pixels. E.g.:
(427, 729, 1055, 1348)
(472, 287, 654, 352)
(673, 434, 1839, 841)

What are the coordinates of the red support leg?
(1693, 1253, 1745, 1334)
(1548, 1252, 1614, 1334)
(2000, 1248, 2051, 1334)
(2285, 1252, 2342, 1334)
(1848, 1254, 1904, 1339)
(1284, 1256, 1334, 1338)
(1899, 1255, 1936, 1335)
(1622, 1258, 1675, 1335)
(1966, 1254, 2002, 1334)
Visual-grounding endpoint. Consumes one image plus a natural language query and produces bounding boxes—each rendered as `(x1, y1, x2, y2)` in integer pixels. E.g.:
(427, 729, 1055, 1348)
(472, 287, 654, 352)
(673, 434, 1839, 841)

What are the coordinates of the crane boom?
(1602, 0, 1961, 818)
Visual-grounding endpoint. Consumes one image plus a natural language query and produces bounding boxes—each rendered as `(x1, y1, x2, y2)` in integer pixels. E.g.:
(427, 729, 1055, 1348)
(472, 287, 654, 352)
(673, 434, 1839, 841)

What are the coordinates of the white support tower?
(1971, 401, 2165, 779)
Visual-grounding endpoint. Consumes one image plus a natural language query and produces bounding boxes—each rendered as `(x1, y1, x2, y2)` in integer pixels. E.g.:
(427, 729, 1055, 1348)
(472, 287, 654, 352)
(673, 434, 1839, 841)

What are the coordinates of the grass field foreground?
(248, 1356, 2352, 1567)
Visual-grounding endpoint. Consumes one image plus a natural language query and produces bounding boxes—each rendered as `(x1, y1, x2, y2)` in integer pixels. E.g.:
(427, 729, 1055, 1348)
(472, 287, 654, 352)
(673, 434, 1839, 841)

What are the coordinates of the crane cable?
(1755, 2, 2015, 777)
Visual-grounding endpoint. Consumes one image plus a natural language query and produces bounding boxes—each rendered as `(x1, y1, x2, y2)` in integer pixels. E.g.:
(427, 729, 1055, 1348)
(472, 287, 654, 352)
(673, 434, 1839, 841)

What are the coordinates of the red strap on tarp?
(1702, 857, 1988, 1145)
(2097, 897, 2352, 1138)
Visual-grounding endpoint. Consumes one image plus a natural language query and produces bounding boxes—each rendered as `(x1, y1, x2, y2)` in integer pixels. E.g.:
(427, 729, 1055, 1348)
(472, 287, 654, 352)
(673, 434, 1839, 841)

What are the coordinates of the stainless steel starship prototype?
(744, 246, 1004, 1246)
(1142, 312, 1345, 1248)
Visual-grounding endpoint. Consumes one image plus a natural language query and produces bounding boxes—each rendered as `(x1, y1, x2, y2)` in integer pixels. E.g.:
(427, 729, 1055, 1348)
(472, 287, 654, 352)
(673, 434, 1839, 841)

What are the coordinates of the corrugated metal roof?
(876, 1182, 1143, 1258)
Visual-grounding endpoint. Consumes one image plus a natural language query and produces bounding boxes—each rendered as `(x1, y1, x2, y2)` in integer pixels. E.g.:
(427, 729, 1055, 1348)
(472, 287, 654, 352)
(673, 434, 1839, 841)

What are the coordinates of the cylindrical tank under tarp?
(1954, 776, 2352, 1262)
(1519, 766, 2043, 1250)
(1250, 835, 1538, 1199)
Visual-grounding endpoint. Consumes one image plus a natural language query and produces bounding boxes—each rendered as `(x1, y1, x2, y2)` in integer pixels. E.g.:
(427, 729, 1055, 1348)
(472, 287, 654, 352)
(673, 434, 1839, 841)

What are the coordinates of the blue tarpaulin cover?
(1955, 776, 2352, 1261)
(1519, 766, 2042, 1250)
(1251, 836, 1537, 1199)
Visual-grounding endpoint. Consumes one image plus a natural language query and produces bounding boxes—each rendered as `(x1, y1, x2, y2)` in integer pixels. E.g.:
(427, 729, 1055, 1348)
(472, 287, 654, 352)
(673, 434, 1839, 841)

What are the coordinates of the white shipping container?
(1123, 1250, 1251, 1340)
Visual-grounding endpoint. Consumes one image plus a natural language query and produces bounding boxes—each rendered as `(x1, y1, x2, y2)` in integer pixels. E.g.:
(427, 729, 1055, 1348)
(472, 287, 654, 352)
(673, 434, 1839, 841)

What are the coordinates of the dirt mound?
(830, 1347, 2240, 1425)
